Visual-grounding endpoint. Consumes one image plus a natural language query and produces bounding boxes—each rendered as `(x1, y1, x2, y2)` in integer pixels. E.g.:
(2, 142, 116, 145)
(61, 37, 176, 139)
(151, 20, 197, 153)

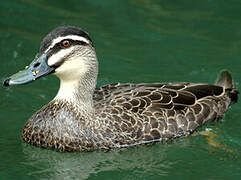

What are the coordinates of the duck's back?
(93, 72, 238, 147)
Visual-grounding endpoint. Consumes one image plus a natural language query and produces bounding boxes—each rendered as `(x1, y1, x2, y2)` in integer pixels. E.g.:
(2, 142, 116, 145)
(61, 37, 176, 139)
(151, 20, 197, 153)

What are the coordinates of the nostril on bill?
(3, 78, 10, 86)
(33, 62, 40, 68)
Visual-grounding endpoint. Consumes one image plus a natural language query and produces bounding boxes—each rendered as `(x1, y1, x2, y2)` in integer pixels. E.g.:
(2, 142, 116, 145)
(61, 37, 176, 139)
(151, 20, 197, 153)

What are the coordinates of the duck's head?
(4, 26, 98, 89)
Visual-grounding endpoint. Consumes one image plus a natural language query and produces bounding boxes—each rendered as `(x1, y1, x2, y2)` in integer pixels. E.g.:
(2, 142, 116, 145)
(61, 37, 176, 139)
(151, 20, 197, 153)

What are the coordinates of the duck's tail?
(215, 70, 239, 104)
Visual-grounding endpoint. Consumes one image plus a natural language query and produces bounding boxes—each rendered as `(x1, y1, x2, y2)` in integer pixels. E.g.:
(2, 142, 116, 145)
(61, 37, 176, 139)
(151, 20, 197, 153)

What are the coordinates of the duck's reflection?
(21, 142, 179, 179)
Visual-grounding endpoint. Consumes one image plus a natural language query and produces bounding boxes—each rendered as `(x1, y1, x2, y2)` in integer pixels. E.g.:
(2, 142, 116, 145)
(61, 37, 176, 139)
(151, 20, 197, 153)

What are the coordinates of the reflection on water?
(22, 143, 173, 179)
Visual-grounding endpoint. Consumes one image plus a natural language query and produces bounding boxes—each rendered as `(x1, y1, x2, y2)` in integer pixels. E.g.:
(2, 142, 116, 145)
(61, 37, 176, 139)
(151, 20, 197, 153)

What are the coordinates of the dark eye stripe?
(46, 39, 88, 58)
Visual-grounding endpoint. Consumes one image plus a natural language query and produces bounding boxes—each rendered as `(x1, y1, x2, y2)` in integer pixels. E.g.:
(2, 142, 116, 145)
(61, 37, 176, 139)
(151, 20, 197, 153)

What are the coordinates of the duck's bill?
(3, 54, 55, 86)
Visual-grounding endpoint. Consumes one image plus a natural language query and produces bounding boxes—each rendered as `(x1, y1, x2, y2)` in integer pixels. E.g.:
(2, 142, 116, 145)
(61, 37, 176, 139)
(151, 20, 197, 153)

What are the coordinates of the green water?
(1, 0, 241, 179)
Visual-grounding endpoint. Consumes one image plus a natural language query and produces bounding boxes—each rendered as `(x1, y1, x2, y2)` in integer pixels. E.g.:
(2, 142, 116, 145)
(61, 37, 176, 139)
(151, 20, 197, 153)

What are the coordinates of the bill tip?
(3, 78, 10, 87)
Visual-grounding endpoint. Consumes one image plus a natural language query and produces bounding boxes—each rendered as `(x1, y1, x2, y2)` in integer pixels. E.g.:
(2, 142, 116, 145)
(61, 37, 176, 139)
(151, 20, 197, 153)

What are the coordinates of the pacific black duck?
(4, 26, 238, 152)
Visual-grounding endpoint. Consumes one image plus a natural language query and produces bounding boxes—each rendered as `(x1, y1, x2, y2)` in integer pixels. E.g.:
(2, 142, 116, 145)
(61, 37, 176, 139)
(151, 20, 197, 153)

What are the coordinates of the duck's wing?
(94, 82, 235, 144)
(94, 82, 224, 111)
(94, 82, 187, 103)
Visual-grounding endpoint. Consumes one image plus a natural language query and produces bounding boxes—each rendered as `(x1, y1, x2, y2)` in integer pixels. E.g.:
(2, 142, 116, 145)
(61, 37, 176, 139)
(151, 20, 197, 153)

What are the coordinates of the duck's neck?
(52, 49, 98, 111)
(54, 74, 97, 110)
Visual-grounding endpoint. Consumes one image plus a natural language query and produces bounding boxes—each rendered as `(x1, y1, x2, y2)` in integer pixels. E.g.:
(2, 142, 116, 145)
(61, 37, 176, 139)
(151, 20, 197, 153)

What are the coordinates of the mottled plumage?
(22, 79, 238, 152)
(4, 26, 238, 152)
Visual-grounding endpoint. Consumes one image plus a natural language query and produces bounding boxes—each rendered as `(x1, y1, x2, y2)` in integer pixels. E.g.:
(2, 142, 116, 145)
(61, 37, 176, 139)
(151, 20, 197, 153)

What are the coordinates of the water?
(1, 0, 241, 179)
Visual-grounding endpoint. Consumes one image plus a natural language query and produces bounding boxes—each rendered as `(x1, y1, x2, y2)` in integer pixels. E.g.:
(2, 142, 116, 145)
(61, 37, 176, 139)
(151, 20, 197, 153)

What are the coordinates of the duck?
(3, 26, 238, 152)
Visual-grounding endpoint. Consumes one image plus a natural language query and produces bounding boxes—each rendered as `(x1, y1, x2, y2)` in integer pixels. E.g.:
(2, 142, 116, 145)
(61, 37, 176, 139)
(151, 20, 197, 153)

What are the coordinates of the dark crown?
(39, 26, 93, 53)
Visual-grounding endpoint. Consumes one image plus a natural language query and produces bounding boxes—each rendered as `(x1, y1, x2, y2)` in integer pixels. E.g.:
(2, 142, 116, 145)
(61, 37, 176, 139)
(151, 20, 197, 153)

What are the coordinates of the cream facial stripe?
(45, 35, 89, 53)
(47, 46, 75, 66)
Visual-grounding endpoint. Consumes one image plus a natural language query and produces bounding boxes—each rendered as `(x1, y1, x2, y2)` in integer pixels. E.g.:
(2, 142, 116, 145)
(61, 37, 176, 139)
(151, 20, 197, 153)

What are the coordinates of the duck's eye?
(61, 40, 70, 48)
